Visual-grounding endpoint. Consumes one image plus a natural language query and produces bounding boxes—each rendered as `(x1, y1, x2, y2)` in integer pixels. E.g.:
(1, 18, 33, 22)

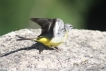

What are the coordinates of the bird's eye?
(69, 25, 72, 27)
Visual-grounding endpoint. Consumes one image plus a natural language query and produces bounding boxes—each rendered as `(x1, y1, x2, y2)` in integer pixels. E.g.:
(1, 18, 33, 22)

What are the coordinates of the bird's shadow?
(0, 42, 54, 57)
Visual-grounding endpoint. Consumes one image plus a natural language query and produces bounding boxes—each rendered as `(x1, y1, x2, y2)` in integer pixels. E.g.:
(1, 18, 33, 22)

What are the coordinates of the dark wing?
(30, 18, 55, 36)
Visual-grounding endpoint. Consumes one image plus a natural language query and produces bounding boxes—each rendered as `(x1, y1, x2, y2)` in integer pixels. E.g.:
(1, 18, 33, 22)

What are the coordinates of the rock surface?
(0, 29, 106, 71)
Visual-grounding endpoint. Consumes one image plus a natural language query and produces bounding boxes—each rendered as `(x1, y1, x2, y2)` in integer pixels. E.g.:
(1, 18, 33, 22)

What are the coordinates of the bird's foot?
(53, 47, 61, 52)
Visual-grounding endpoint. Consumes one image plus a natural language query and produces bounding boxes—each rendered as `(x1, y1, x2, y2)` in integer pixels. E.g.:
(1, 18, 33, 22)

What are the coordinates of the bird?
(17, 18, 73, 50)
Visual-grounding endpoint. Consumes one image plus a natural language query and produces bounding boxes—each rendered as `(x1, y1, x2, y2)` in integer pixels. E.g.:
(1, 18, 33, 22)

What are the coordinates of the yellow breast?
(36, 30, 68, 48)
(37, 37, 50, 44)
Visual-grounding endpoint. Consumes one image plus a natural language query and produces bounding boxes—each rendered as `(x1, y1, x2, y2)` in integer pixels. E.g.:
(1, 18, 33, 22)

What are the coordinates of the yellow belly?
(36, 37, 62, 48)
(36, 31, 68, 48)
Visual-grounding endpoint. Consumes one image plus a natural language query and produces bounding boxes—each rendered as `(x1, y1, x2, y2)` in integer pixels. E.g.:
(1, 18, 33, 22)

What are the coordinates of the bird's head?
(64, 24, 73, 32)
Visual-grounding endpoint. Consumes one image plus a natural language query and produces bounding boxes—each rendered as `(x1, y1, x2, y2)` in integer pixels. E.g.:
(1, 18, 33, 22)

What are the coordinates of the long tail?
(16, 35, 36, 41)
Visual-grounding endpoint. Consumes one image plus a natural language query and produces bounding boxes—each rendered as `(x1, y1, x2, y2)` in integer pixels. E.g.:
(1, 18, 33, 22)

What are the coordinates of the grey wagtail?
(17, 18, 73, 49)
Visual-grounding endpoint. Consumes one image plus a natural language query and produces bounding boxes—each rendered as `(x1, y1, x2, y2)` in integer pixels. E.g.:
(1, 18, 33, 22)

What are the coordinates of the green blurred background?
(0, 0, 105, 36)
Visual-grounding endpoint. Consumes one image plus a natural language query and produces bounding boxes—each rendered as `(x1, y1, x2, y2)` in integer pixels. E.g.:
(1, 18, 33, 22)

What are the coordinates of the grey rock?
(0, 29, 106, 71)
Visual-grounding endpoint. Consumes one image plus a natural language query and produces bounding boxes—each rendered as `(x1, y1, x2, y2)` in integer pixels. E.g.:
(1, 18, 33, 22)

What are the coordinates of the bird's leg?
(50, 45, 56, 50)
(51, 46, 60, 52)
(54, 47, 59, 49)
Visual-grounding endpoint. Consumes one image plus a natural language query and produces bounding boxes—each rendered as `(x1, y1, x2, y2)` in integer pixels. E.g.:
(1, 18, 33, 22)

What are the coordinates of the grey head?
(64, 24, 73, 32)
